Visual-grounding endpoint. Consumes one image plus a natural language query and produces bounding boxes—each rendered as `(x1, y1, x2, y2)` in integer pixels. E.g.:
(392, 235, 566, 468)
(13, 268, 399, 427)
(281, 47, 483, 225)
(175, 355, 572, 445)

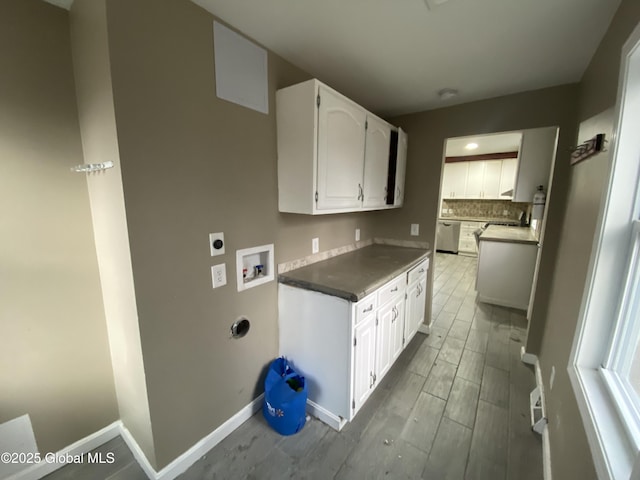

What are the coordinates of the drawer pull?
(418, 268, 425, 274)
(363, 305, 374, 313)
(390, 286, 398, 292)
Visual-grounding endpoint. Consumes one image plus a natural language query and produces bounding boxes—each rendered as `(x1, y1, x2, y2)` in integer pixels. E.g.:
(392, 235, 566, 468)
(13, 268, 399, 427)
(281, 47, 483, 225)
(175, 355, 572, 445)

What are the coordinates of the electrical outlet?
(355, 228, 361, 242)
(442, 208, 447, 215)
(209, 232, 225, 256)
(211, 263, 227, 288)
(312, 237, 319, 254)
(503, 210, 509, 216)
(550, 366, 556, 390)
(410, 224, 419, 236)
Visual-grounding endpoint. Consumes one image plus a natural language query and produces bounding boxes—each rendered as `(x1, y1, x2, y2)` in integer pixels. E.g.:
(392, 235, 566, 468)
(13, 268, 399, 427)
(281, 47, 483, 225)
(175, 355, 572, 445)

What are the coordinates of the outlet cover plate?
(211, 263, 227, 288)
(312, 237, 319, 254)
(209, 232, 225, 256)
(410, 224, 419, 236)
(355, 229, 361, 242)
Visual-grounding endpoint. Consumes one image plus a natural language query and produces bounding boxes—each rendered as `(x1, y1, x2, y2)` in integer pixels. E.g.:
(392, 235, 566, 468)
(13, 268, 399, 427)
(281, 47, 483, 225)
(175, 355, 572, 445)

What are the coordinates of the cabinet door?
(482, 160, 503, 199)
(317, 86, 367, 210)
(499, 158, 518, 198)
(353, 313, 377, 412)
(391, 296, 406, 361)
(465, 161, 484, 199)
(393, 129, 408, 207)
(442, 162, 468, 199)
(363, 116, 391, 208)
(376, 303, 394, 381)
(406, 277, 427, 343)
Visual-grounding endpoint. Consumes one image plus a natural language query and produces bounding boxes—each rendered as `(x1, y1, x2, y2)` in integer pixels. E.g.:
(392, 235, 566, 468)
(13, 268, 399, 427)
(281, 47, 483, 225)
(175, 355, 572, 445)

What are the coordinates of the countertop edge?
(278, 250, 430, 302)
(478, 236, 538, 245)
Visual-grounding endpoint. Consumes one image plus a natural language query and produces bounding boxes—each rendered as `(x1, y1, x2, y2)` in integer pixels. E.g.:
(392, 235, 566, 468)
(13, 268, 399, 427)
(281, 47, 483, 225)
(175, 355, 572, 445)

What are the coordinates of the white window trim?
(569, 22, 640, 480)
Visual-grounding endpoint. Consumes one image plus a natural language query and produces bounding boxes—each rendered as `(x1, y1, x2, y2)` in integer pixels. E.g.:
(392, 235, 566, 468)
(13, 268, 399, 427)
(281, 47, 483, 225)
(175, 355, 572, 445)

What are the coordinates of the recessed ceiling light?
(465, 143, 479, 150)
(438, 88, 458, 101)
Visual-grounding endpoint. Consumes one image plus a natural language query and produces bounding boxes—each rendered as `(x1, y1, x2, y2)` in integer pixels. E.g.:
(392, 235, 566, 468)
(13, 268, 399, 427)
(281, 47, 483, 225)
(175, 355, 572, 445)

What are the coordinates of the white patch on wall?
(0, 415, 39, 477)
(213, 21, 268, 114)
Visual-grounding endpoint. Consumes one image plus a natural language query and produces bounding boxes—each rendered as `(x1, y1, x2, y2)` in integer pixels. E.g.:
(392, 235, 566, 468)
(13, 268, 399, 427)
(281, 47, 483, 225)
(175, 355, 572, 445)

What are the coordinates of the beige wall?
(0, 0, 118, 454)
(537, 1, 640, 478)
(105, 0, 378, 468)
(69, 0, 156, 466)
(382, 84, 579, 339)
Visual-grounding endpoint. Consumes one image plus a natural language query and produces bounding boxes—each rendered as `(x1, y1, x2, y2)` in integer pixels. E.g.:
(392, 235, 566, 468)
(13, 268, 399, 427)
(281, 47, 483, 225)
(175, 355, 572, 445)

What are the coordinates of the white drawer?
(355, 292, 377, 324)
(377, 275, 406, 306)
(408, 258, 429, 285)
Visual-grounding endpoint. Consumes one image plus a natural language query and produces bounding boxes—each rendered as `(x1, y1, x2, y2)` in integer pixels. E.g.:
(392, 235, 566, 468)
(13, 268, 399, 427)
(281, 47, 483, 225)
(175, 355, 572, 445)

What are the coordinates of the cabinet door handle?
(358, 183, 363, 201)
(391, 286, 398, 292)
(363, 304, 374, 313)
(370, 372, 374, 389)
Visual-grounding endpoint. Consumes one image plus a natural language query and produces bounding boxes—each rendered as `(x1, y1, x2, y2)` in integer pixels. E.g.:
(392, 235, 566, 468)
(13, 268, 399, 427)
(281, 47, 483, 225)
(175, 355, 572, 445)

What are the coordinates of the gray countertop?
(479, 225, 539, 245)
(278, 244, 430, 302)
(439, 216, 519, 224)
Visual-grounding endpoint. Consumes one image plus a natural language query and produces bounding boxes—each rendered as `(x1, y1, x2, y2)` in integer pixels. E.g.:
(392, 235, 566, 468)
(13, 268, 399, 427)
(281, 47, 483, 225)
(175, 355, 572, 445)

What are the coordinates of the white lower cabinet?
(353, 312, 377, 412)
(278, 257, 430, 430)
(405, 260, 428, 344)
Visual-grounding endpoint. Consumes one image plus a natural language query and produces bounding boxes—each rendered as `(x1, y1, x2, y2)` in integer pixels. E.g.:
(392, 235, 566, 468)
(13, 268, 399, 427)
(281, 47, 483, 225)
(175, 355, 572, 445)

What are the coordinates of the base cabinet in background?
(278, 257, 429, 430)
(476, 240, 537, 310)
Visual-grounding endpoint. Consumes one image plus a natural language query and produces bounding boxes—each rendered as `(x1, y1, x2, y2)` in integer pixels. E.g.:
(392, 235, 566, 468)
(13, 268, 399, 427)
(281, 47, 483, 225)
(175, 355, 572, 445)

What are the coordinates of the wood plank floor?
(45, 252, 543, 480)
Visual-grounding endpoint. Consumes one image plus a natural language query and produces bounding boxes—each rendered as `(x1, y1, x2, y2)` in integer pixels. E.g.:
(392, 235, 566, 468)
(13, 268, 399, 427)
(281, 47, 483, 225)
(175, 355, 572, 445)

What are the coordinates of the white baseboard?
(11, 395, 265, 480)
(151, 394, 264, 480)
(418, 323, 431, 335)
(6, 421, 121, 480)
(520, 348, 551, 480)
(306, 399, 347, 431)
(542, 423, 552, 480)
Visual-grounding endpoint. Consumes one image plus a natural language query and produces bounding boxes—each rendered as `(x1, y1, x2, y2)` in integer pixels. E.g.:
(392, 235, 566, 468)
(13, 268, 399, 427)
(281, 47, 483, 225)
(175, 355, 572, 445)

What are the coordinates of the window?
(569, 23, 640, 480)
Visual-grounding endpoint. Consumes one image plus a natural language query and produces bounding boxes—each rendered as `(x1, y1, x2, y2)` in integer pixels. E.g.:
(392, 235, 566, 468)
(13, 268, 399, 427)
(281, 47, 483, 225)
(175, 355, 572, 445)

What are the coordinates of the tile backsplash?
(441, 199, 531, 221)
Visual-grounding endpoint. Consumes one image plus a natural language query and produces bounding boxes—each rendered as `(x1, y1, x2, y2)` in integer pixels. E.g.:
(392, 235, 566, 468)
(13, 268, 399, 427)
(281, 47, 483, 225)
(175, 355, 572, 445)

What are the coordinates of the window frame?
(569, 22, 640, 480)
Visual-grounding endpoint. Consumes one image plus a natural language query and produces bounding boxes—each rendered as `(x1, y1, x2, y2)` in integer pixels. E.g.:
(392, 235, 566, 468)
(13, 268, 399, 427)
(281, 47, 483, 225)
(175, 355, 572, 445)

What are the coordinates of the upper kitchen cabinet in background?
(513, 127, 558, 202)
(276, 79, 407, 214)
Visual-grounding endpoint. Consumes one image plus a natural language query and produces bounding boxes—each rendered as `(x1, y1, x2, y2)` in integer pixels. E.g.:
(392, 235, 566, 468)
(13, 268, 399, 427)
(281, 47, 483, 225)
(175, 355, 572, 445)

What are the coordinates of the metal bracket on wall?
(70, 161, 114, 173)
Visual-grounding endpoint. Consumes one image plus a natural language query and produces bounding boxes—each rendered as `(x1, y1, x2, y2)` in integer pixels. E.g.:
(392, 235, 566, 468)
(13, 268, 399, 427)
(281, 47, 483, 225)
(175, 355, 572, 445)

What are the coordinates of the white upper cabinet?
(513, 127, 558, 203)
(465, 161, 484, 198)
(392, 129, 408, 207)
(442, 162, 468, 199)
(363, 115, 391, 208)
(444, 158, 517, 200)
(317, 86, 367, 210)
(482, 160, 503, 199)
(276, 79, 406, 214)
(499, 158, 518, 198)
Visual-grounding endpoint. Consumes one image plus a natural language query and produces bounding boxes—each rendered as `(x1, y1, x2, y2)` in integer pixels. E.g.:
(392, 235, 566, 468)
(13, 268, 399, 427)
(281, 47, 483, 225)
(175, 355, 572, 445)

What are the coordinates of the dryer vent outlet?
(230, 318, 250, 339)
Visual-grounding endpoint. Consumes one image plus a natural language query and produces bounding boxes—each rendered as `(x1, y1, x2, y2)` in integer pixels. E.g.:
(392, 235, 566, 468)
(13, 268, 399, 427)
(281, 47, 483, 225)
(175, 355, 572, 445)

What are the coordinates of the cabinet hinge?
(315, 191, 318, 203)
(403, 337, 406, 345)
(365, 120, 368, 130)
(352, 399, 355, 409)
(376, 317, 378, 326)
(354, 337, 357, 347)
(317, 94, 321, 108)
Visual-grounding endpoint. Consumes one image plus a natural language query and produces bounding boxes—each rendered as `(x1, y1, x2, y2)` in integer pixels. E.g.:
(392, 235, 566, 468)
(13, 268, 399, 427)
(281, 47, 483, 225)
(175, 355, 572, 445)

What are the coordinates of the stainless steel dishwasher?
(436, 220, 461, 253)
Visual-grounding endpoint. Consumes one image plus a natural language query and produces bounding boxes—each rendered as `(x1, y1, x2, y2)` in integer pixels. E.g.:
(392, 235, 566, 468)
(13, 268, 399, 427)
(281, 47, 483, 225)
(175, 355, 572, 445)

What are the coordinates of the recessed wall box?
(236, 244, 275, 292)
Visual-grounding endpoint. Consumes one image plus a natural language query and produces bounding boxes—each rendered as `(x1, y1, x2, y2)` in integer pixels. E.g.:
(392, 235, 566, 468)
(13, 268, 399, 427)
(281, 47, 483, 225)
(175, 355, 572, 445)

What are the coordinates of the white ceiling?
(192, 0, 621, 116)
(45, 0, 621, 117)
(446, 132, 522, 157)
